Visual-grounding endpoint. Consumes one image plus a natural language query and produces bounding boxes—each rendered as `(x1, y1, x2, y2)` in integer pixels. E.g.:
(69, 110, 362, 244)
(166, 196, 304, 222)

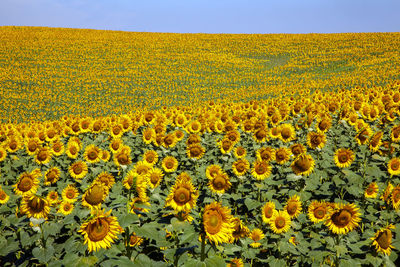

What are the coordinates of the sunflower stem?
(125, 227, 132, 259)
(39, 223, 46, 248)
(200, 232, 206, 261)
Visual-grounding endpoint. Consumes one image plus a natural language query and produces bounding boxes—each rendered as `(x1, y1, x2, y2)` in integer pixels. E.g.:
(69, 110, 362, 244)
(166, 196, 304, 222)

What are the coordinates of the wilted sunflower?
(381, 183, 394, 204)
(0, 188, 10, 204)
(391, 185, 400, 210)
(208, 172, 231, 194)
(143, 150, 158, 166)
(84, 144, 101, 164)
(95, 172, 115, 189)
(279, 124, 296, 142)
(14, 169, 41, 196)
(388, 158, 400, 177)
(128, 232, 144, 247)
(251, 160, 272, 180)
(307, 131, 326, 150)
(285, 195, 302, 219)
(147, 167, 164, 188)
(308, 201, 332, 224)
(232, 158, 250, 176)
(162, 156, 179, 173)
(82, 182, 109, 209)
(249, 228, 265, 248)
(165, 178, 198, 212)
(203, 202, 234, 244)
(371, 224, 395, 256)
(334, 148, 355, 168)
(325, 203, 361, 234)
(261, 201, 276, 223)
(227, 258, 244, 267)
(256, 147, 275, 162)
(35, 146, 52, 165)
(364, 182, 379, 198)
(69, 161, 88, 180)
(275, 147, 291, 165)
(291, 153, 315, 176)
(58, 201, 74, 215)
(20, 195, 50, 219)
(269, 210, 291, 234)
(231, 217, 249, 242)
(62, 184, 79, 203)
(79, 209, 124, 252)
(186, 143, 205, 159)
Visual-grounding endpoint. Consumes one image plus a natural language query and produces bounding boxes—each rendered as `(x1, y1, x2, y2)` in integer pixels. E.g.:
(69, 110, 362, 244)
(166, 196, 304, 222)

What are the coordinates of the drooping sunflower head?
(285, 195, 302, 219)
(369, 131, 383, 152)
(290, 143, 307, 157)
(325, 203, 361, 235)
(391, 185, 400, 210)
(334, 148, 355, 168)
(219, 138, 233, 154)
(82, 182, 108, 209)
(371, 224, 395, 256)
(291, 153, 315, 176)
(251, 160, 272, 180)
(133, 160, 152, 177)
(261, 201, 276, 223)
(388, 158, 400, 177)
(113, 146, 132, 167)
(381, 183, 394, 204)
(231, 217, 249, 241)
(186, 134, 201, 146)
(165, 179, 198, 212)
(79, 209, 124, 252)
(0, 147, 7, 162)
(317, 116, 332, 133)
(269, 210, 291, 234)
(355, 127, 372, 145)
(208, 172, 231, 194)
(308, 200, 332, 224)
(14, 169, 41, 196)
(20, 195, 50, 219)
(69, 161, 88, 180)
(128, 232, 144, 247)
(364, 182, 379, 198)
(203, 202, 234, 245)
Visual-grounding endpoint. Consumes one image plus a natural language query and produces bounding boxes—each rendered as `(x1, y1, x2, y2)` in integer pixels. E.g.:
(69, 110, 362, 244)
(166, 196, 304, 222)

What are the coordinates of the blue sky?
(1, 0, 399, 33)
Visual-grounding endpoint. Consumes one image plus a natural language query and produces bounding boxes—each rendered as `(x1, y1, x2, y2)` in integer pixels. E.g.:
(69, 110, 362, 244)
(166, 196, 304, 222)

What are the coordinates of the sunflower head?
(208, 172, 231, 194)
(203, 202, 234, 244)
(165, 178, 198, 212)
(291, 153, 315, 176)
(371, 224, 395, 256)
(20, 195, 50, 219)
(62, 184, 79, 203)
(364, 182, 379, 198)
(249, 228, 265, 248)
(162, 156, 179, 173)
(325, 203, 361, 235)
(308, 201, 332, 223)
(251, 160, 272, 180)
(231, 217, 249, 241)
(261, 201, 276, 223)
(285, 195, 302, 218)
(388, 158, 400, 177)
(269, 210, 291, 234)
(82, 182, 108, 209)
(14, 169, 41, 196)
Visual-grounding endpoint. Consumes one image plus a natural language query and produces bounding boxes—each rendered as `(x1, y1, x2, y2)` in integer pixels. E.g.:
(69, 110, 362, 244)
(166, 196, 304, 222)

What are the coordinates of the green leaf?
(119, 213, 139, 228)
(204, 255, 226, 267)
(32, 246, 55, 263)
(244, 198, 261, 210)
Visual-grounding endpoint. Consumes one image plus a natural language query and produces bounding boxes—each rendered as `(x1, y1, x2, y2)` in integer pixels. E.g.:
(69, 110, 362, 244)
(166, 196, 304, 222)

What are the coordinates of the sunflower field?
(1, 27, 400, 267)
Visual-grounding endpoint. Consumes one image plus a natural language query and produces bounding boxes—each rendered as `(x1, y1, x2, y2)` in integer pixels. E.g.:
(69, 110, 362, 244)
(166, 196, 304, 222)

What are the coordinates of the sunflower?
(165, 178, 198, 212)
(99, 150, 111, 162)
(0, 147, 7, 162)
(174, 114, 187, 128)
(50, 140, 64, 156)
(129, 197, 150, 215)
(225, 130, 241, 145)
(143, 150, 158, 166)
(391, 125, 400, 142)
(123, 169, 138, 190)
(147, 167, 164, 188)
(307, 131, 326, 149)
(84, 144, 101, 164)
(20, 195, 50, 219)
(82, 182, 109, 209)
(186, 143, 205, 159)
(35, 146, 52, 165)
(58, 201, 74, 215)
(62, 184, 79, 203)
(251, 160, 272, 180)
(381, 183, 394, 204)
(325, 203, 361, 235)
(109, 138, 123, 154)
(219, 138, 234, 154)
(25, 138, 41, 156)
(290, 143, 307, 157)
(291, 153, 315, 176)
(285, 195, 302, 219)
(269, 210, 291, 234)
(0, 188, 10, 204)
(249, 228, 264, 248)
(133, 160, 152, 177)
(253, 127, 269, 143)
(162, 156, 179, 173)
(269, 126, 280, 139)
(44, 167, 61, 186)
(6, 137, 20, 153)
(186, 134, 201, 146)
(256, 147, 275, 162)
(261, 201, 276, 223)
(355, 127, 373, 145)
(142, 127, 155, 145)
(162, 133, 178, 148)
(316, 117, 332, 133)
(232, 158, 250, 176)
(231, 217, 249, 242)
(46, 191, 59, 206)
(391, 185, 400, 210)
(388, 158, 400, 177)
(208, 172, 231, 194)
(233, 146, 247, 158)
(275, 147, 291, 165)
(369, 131, 383, 152)
(110, 124, 123, 139)
(364, 182, 379, 198)
(14, 169, 41, 196)
(95, 172, 115, 189)
(203, 202, 234, 244)
(69, 161, 88, 180)
(66, 141, 80, 159)
(113, 146, 132, 167)
(128, 232, 144, 247)
(334, 148, 355, 168)
(79, 209, 124, 252)
(174, 129, 185, 141)
(186, 120, 202, 134)
(371, 224, 395, 256)
(279, 123, 296, 142)
(227, 258, 244, 267)
(308, 201, 332, 224)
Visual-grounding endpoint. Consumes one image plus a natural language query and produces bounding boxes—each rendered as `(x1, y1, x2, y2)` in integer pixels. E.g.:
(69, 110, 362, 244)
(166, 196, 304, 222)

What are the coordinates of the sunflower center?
(222, 140, 231, 151)
(88, 151, 97, 160)
(37, 150, 48, 161)
(205, 212, 222, 234)
(366, 187, 374, 195)
(281, 128, 291, 139)
(118, 154, 129, 165)
(113, 126, 121, 135)
(255, 129, 267, 140)
(146, 154, 154, 163)
(87, 218, 110, 242)
(0, 191, 7, 200)
(9, 141, 17, 150)
(264, 207, 273, 218)
(165, 161, 174, 169)
(112, 142, 120, 150)
(339, 154, 349, 163)
(18, 176, 33, 192)
(286, 203, 298, 216)
(331, 209, 352, 227)
(391, 161, 399, 170)
(93, 122, 101, 131)
(294, 157, 311, 171)
(275, 217, 286, 229)
(311, 136, 322, 146)
(255, 163, 267, 175)
(377, 230, 391, 250)
(164, 136, 174, 146)
(28, 142, 37, 152)
(64, 203, 71, 211)
(85, 185, 104, 205)
(236, 162, 245, 172)
(213, 176, 226, 190)
(73, 164, 83, 174)
(314, 207, 326, 219)
(189, 146, 201, 157)
(393, 190, 400, 202)
(150, 174, 160, 185)
(66, 190, 75, 199)
(174, 187, 190, 204)
(28, 197, 45, 213)
(69, 146, 78, 155)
